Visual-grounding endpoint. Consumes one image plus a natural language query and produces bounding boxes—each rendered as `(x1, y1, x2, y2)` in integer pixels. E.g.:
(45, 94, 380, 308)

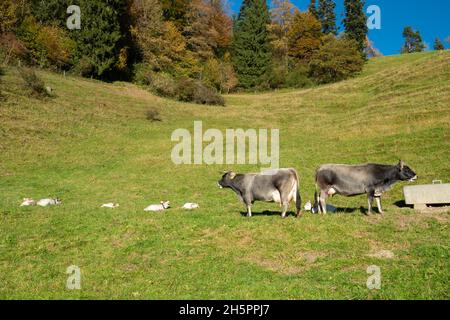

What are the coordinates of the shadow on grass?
(239, 206, 375, 217)
(393, 200, 413, 208)
(239, 210, 298, 217)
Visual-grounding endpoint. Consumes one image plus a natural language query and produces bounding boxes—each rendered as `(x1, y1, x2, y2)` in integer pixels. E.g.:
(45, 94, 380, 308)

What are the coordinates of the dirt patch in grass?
(395, 211, 449, 230)
(246, 251, 326, 275)
(367, 250, 395, 259)
(206, 226, 326, 275)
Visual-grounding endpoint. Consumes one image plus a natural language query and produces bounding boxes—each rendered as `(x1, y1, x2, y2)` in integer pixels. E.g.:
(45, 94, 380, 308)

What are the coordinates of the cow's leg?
(246, 204, 252, 217)
(367, 193, 374, 215)
(281, 202, 289, 219)
(375, 197, 384, 214)
(319, 190, 328, 214)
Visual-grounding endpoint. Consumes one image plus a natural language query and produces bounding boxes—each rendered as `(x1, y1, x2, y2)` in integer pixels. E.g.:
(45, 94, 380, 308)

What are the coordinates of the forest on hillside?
(0, 0, 441, 105)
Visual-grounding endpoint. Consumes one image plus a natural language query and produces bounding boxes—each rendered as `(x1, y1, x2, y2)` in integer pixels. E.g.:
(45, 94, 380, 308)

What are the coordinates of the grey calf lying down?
(218, 168, 302, 218)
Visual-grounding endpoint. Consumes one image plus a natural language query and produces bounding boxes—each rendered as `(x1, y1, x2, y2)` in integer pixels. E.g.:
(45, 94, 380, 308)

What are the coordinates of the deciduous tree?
(309, 34, 364, 83)
(287, 11, 322, 63)
(269, 0, 296, 68)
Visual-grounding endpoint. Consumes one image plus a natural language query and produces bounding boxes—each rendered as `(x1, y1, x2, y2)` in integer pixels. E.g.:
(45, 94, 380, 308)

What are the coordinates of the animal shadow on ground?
(239, 210, 297, 217)
(393, 200, 413, 208)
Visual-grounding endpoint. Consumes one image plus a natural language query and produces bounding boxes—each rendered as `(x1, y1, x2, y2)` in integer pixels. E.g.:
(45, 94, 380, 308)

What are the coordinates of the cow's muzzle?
(409, 175, 418, 182)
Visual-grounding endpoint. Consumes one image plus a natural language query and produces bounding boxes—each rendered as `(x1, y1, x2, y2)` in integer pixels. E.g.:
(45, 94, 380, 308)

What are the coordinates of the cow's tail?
(313, 188, 319, 214)
(313, 172, 320, 214)
(292, 169, 302, 218)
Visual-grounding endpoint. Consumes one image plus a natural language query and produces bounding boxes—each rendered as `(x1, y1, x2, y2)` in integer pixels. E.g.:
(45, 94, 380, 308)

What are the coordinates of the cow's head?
(397, 160, 417, 182)
(218, 171, 237, 189)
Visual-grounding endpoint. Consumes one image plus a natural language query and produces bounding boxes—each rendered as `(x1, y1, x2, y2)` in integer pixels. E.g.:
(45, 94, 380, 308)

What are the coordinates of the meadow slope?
(0, 51, 449, 299)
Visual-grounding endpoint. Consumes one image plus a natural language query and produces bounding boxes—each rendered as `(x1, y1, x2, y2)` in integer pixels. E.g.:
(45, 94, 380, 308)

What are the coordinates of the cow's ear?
(399, 160, 405, 170)
(229, 172, 236, 180)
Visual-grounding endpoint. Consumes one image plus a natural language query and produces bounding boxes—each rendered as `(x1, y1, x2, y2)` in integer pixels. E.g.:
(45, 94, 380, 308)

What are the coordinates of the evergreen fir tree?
(433, 38, 444, 50)
(318, 0, 337, 35)
(343, 0, 368, 53)
(401, 26, 426, 53)
(308, 0, 318, 18)
(232, 0, 272, 88)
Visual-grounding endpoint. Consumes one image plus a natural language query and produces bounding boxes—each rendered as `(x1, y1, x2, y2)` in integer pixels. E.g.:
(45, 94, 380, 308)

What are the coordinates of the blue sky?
(228, 0, 450, 55)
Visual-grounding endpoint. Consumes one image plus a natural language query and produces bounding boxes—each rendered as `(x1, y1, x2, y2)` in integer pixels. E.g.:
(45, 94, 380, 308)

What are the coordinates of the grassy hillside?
(0, 51, 449, 299)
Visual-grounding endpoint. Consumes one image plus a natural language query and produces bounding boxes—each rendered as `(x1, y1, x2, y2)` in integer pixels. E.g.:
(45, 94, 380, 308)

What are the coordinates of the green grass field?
(0, 51, 449, 299)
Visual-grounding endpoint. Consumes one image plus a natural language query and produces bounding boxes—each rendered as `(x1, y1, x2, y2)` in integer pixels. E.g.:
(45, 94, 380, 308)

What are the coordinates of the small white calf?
(144, 201, 170, 212)
(182, 203, 199, 210)
(20, 198, 36, 206)
(304, 201, 312, 211)
(37, 198, 61, 207)
(101, 203, 120, 208)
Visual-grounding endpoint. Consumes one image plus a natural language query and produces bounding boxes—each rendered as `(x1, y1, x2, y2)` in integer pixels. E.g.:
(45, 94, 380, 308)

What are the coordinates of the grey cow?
(218, 168, 302, 218)
(314, 160, 417, 215)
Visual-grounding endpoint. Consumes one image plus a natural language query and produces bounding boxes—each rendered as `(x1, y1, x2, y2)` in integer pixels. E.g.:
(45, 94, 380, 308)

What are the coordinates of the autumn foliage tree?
(309, 34, 365, 83)
(287, 11, 323, 63)
(269, 0, 297, 68)
(130, 0, 172, 71)
(183, 0, 232, 61)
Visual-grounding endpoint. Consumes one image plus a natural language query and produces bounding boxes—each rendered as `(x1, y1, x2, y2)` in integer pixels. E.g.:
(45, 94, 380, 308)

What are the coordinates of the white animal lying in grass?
(101, 203, 120, 208)
(20, 198, 36, 206)
(182, 203, 199, 210)
(144, 201, 170, 212)
(37, 198, 61, 207)
(304, 201, 312, 211)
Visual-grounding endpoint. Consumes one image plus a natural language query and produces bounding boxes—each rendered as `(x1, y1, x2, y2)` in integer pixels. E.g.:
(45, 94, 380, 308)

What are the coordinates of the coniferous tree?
(70, 0, 128, 79)
(343, 0, 368, 53)
(318, 0, 337, 35)
(308, 0, 318, 18)
(232, 0, 272, 88)
(401, 26, 425, 53)
(29, 0, 129, 78)
(433, 38, 444, 50)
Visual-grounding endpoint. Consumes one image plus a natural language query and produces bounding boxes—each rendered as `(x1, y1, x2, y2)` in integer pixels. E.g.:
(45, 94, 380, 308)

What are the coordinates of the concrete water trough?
(403, 181, 450, 210)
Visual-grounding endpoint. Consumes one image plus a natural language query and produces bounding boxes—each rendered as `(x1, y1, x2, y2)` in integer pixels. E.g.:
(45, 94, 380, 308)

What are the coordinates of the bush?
(146, 107, 162, 122)
(0, 66, 5, 101)
(133, 63, 153, 86)
(19, 68, 50, 98)
(72, 56, 95, 77)
(286, 65, 314, 88)
(150, 72, 177, 98)
(0, 33, 28, 66)
(309, 35, 365, 84)
(266, 64, 287, 89)
(175, 78, 225, 106)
